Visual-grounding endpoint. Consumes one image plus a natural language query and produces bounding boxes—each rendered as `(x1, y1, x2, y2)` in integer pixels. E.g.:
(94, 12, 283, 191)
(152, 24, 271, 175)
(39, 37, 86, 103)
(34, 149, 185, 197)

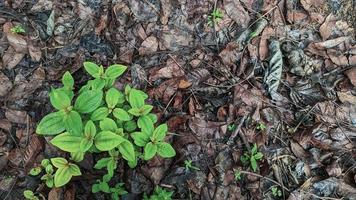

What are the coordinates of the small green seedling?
(241, 144, 263, 172)
(23, 190, 39, 200)
(256, 122, 266, 131)
(184, 160, 200, 171)
(11, 25, 26, 34)
(227, 124, 236, 132)
(29, 159, 55, 188)
(144, 186, 174, 200)
(208, 9, 223, 26)
(271, 186, 282, 197)
(234, 170, 241, 181)
(33, 62, 176, 197)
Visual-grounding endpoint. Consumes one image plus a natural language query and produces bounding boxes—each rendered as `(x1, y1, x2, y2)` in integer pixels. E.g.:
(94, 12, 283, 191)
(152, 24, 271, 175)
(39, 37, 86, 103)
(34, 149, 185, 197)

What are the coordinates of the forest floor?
(0, 0, 356, 199)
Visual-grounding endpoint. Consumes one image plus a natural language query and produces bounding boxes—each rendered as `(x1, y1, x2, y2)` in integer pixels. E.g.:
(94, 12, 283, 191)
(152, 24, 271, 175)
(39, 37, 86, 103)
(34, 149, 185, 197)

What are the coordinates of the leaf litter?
(0, 0, 355, 199)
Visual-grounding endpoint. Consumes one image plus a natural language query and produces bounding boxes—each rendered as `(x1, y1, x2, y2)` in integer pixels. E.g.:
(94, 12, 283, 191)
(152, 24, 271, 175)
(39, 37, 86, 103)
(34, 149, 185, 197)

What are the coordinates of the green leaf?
(252, 144, 258, 154)
(106, 88, 120, 108)
(46, 178, 54, 188)
(74, 90, 103, 113)
(23, 190, 35, 199)
(45, 165, 53, 174)
(254, 152, 263, 160)
(94, 131, 125, 151)
(118, 140, 135, 162)
(63, 110, 83, 136)
(99, 118, 118, 132)
(144, 142, 157, 160)
(68, 163, 82, 176)
(84, 62, 101, 78)
(41, 159, 50, 167)
(153, 124, 168, 141)
(128, 107, 142, 117)
(62, 71, 74, 89)
(129, 89, 145, 108)
(156, 142, 176, 158)
(107, 158, 117, 177)
(104, 64, 127, 79)
(89, 79, 106, 90)
(137, 116, 154, 134)
(124, 120, 137, 132)
(147, 113, 157, 124)
(94, 157, 111, 169)
(58, 87, 74, 101)
(36, 111, 65, 135)
(99, 181, 111, 193)
(49, 88, 71, 110)
(251, 156, 258, 172)
(84, 120, 96, 138)
(50, 132, 81, 152)
(51, 157, 68, 169)
(141, 105, 153, 115)
(80, 138, 93, 152)
(29, 167, 42, 176)
(90, 107, 109, 121)
(92, 183, 101, 193)
(70, 151, 84, 162)
(131, 132, 150, 147)
(113, 108, 131, 121)
(54, 167, 72, 187)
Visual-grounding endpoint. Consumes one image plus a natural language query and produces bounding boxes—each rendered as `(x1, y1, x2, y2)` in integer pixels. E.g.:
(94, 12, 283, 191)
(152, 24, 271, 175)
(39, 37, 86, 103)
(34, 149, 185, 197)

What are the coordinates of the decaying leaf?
(264, 40, 283, 100)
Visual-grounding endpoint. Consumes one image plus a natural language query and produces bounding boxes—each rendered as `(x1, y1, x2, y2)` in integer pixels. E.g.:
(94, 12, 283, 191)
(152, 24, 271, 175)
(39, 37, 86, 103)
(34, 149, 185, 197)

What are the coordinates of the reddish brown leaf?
(139, 36, 158, 55)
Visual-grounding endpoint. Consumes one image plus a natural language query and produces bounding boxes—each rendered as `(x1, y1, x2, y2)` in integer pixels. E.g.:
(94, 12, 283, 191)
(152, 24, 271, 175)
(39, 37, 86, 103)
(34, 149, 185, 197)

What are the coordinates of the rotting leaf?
(264, 40, 283, 100)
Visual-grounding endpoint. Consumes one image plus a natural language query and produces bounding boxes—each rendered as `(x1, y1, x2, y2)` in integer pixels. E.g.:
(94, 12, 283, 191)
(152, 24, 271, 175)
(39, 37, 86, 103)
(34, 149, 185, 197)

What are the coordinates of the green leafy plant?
(34, 62, 176, 197)
(11, 25, 26, 34)
(92, 181, 127, 200)
(234, 170, 241, 181)
(143, 186, 173, 200)
(29, 159, 55, 188)
(240, 144, 263, 172)
(256, 122, 266, 131)
(208, 9, 223, 26)
(184, 160, 200, 171)
(227, 123, 236, 132)
(23, 190, 39, 200)
(271, 186, 282, 197)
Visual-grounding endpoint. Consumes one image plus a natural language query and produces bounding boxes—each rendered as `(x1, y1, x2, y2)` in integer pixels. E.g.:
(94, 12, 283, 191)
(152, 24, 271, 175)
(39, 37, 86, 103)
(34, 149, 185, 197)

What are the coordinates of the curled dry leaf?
(264, 40, 283, 100)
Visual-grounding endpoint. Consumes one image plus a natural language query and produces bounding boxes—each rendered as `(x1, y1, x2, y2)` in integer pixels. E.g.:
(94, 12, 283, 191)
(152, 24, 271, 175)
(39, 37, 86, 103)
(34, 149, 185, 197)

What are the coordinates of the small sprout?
(11, 25, 26, 34)
(227, 124, 236, 131)
(23, 190, 39, 200)
(249, 31, 259, 38)
(234, 170, 241, 181)
(144, 186, 174, 200)
(271, 186, 282, 197)
(29, 166, 42, 176)
(208, 9, 223, 26)
(256, 122, 266, 131)
(241, 144, 263, 172)
(184, 160, 200, 172)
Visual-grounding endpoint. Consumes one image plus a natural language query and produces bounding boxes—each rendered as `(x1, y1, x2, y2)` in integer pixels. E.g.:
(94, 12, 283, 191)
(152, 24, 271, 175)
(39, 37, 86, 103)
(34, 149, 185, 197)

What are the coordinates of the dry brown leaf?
(139, 36, 158, 55)
(178, 79, 192, 89)
(24, 135, 43, 167)
(0, 72, 13, 97)
(327, 49, 349, 66)
(259, 27, 274, 60)
(28, 43, 42, 62)
(300, 0, 325, 13)
(5, 109, 28, 124)
(337, 91, 356, 104)
(2, 46, 25, 69)
(48, 187, 63, 200)
(149, 58, 185, 81)
(3, 22, 28, 53)
(223, 0, 250, 28)
(95, 14, 108, 35)
(345, 67, 356, 86)
(31, 0, 53, 11)
(319, 14, 337, 40)
(314, 36, 351, 49)
(219, 42, 242, 66)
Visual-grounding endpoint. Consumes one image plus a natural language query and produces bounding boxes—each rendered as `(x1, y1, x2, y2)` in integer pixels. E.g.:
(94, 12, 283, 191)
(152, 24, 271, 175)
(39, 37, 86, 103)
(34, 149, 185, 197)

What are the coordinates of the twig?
(239, 170, 290, 192)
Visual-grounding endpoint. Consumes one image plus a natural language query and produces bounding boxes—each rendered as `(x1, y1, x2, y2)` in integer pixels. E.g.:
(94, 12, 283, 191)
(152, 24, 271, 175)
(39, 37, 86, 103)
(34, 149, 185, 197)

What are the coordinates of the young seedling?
(33, 62, 176, 198)
(208, 9, 223, 26)
(184, 159, 200, 172)
(11, 25, 25, 34)
(256, 122, 266, 131)
(227, 123, 236, 132)
(240, 144, 263, 172)
(23, 190, 39, 200)
(143, 186, 174, 200)
(234, 170, 242, 181)
(271, 186, 282, 197)
(29, 159, 55, 188)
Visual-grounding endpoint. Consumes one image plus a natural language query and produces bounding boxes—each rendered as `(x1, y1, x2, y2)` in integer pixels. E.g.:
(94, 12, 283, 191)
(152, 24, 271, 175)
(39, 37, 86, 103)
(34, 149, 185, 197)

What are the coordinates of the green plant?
(23, 190, 39, 200)
(29, 159, 55, 188)
(34, 62, 176, 195)
(92, 181, 127, 200)
(184, 159, 200, 171)
(271, 186, 282, 197)
(208, 9, 223, 26)
(143, 186, 173, 200)
(234, 170, 241, 181)
(11, 24, 26, 34)
(227, 123, 236, 131)
(256, 122, 266, 131)
(240, 144, 263, 172)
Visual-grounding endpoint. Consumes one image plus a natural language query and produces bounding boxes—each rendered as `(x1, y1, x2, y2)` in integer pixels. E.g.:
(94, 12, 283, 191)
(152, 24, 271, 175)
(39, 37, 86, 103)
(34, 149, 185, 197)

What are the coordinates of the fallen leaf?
(314, 36, 351, 49)
(178, 79, 192, 89)
(139, 36, 158, 55)
(24, 135, 43, 167)
(28, 43, 42, 62)
(48, 187, 63, 200)
(5, 109, 29, 124)
(31, 0, 53, 11)
(345, 67, 356, 86)
(337, 91, 356, 104)
(223, 0, 250, 28)
(149, 57, 185, 81)
(2, 46, 25, 69)
(0, 72, 13, 97)
(319, 14, 337, 40)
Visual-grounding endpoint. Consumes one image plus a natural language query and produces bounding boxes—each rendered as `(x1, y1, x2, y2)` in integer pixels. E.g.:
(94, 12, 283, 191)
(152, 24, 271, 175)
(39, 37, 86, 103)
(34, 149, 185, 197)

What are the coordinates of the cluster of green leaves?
(92, 180, 127, 200)
(271, 186, 282, 197)
(23, 190, 39, 200)
(227, 123, 236, 132)
(256, 122, 266, 131)
(35, 62, 176, 193)
(241, 144, 263, 172)
(184, 159, 200, 172)
(29, 159, 55, 188)
(234, 170, 241, 181)
(208, 9, 223, 26)
(11, 24, 26, 34)
(143, 186, 173, 200)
